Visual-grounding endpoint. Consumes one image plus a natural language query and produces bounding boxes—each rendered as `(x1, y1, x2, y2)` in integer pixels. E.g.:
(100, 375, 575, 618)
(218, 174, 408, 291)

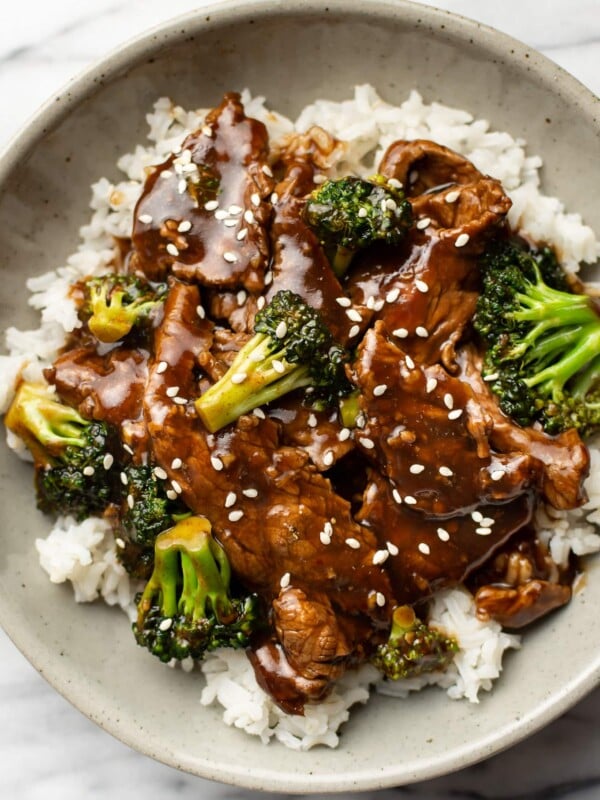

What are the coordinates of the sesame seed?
(171, 458, 182, 470)
(376, 592, 386, 607)
(166, 243, 179, 257)
(237, 289, 247, 306)
(483, 372, 499, 382)
(426, 377, 438, 393)
(171, 479, 182, 495)
(405, 355, 415, 369)
(373, 549, 389, 565)
(388, 178, 403, 189)
(416, 217, 431, 230)
(393, 327, 409, 338)
(448, 409, 463, 420)
(275, 321, 288, 339)
(480, 517, 495, 527)
(261, 164, 273, 177)
(103, 454, 114, 470)
(115, 538, 125, 549)
(253, 408, 266, 420)
(83, 465, 95, 476)
(166, 386, 179, 397)
(138, 213, 153, 224)
(416, 326, 429, 338)
(231, 372, 247, 385)
(445, 189, 460, 203)
(415, 279, 429, 293)
(270, 192, 279, 204)
(359, 437, 375, 449)
(202, 125, 213, 138)
(418, 542, 431, 555)
(272, 359, 285, 374)
(392, 488, 403, 504)
(173, 397, 187, 405)
(225, 492, 237, 508)
(223, 218, 237, 227)
(166, 489, 178, 500)
(471, 511, 483, 523)
(154, 466, 168, 480)
(491, 469, 505, 481)
(404, 495, 417, 505)
(161, 170, 173, 179)
(159, 618, 173, 631)
(324, 521, 333, 536)
(196, 305, 206, 319)
(280, 572, 291, 588)
(223, 251, 238, 263)
(307, 413, 317, 427)
(345, 538, 361, 549)
(385, 198, 397, 211)
(373, 299, 385, 312)
(123, 444, 134, 456)
(237, 228, 248, 241)
(455, 233, 470, 248)
(244, 209, 255, 224)
(476, 527, 492, 536)
(437, 528, 450, 542)
(444, 393, 454, 410)
(204, 200, 219, 211)
(338, 427, 351, 442)
(348, 325, 360, 338)
(320, 530, 331, 545)
(120, 471, 128, 486)
(264, 271, 273, 285)
(387, 541, 399, 556)
(439, 466, 453, 477)
(366, 295, 376, 309)
(243, 488, 258, 498)
(410, 463, 425, 474)
(358, 207, 368, 218)
(373, 384, 388, 397)
(156, 360, 168, 373)
(228, 509, 244, 522)
(356, 413, 366, 429)
(177, 179, 187, 195)
(336, 296, 352, 307)
(346, 308, 362, 323)
(323, 450, 335, 466)
(229, 204, 243, 215)
(127, 494, 134, 509)
(211, 456, 224, 471)
(251, 193, 261, 207)
(386, 288, 400, 303)
(256, 296, 266, 310)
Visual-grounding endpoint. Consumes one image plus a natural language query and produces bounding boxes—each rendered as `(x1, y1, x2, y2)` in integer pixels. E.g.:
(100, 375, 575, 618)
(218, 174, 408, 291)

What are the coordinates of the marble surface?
(1, 1, 600, 798)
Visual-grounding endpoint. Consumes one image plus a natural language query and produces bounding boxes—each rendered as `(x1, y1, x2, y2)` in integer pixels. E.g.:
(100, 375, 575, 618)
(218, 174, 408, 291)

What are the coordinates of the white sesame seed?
(439, 466, 453, 477)
(83, 465, 95, 476)
(356, 413, 366, 429)
(231, 372, 247, 385)
(366, 295, 376, 310)
(443, 393, 454, 410)
(237, 289, 247, 306)
(243, 488, 258, 498)
(345, 538, 361, 549)
(103, 454, 114, 470)
(416, 326, 429, 338)
(127, 494, 134, 509)
(416, 217, 431, 230)
(415, 279, 429, 293)
(270, 192, 279, 204)
(171, 458, 182, 470)
(177, 179, 187, 195)
(392, 488, 403, 504)
(426, 377, 438, 393)
(237, 228, 248, 241)
(256, 296, 266, 310)
(338, 427, 351, 442)
(320, 530, 331, 545)
(123, 444, 134, 455)
(138, 213, 153, 224)
(437, 528, 450, 542)
(196, 305, 206, 319)
(405, 355, 415, 369)
(225, 491, 237, 508)
(476, 527, 492, 536)
(387, 541, 399, 556)
(348, 325, 360, 338)
(115, 538, 125, 549)
(251, 193, 261, 207)
(373, 299, 385, 312)
(373, 549, 389, 565)
(204, 200, 219, 211)
(483, 372, 499, 382)
(373, 384, 388, 397)
(166, 386, 179, 397)
(445, 189, 460, 203)
(244, 209, 255, 224)
(376, 592, 386, 607)
(223, 251, 238, 263)
(211, 456, 224, 471)
(156, 360, 168, 373)
(386, 288, 400, 303)
(358, 207, 368, 219)
(120, 471, 128, 486)
(166, 489, 178, 500)
(307, 413, 317, 427)
(324, 521, 333, 536)
(336, 296, 352, 307)
(455, 233, 470, 248)
(491, 469, 505, 481)
(264, 271, 273, 285)
(253, 407, 266, 420)
(261, 164, 273, 177)
(173, 397, 187, 405)
(166, 243, 179, 257)
(471, 510, 483, 523)
(480, 517, 495, 527)
(404, 495, 417, 505)
(223, 218, 237, 227)
(448, 409, 463, 420)
(228, 204, 243, 215)
(323, 450, 335, 466)
(272, 359, 285, 374)
(161, 170, 173, 179)
(280, 572, 291, 588)
(359, 437, 375, 449)
(393, 327, 409, 338)
(410, 463, 425, 474)
(154, 467, 168, 480)
(171, 479, 182, 495)
(346, 308, 362, 323)
(385, 197, 397, 211)
(228, 509, 244, 522)
(275, 321, 288, 339)
(159, 618, 173, 631)
(202, 125, 213, 137)
(388, 178, 403, 189)
(418, 542, 431, 555)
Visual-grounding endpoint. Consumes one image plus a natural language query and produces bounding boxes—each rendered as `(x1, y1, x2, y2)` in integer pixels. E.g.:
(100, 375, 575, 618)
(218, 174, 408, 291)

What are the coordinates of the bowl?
(1, 0, 599, 792)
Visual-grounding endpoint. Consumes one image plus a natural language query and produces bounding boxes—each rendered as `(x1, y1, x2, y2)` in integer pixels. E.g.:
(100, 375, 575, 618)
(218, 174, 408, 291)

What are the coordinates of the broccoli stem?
(332, 246, 354, 278)
(525, 324, 600, 401)
(339, 390, 362, 428)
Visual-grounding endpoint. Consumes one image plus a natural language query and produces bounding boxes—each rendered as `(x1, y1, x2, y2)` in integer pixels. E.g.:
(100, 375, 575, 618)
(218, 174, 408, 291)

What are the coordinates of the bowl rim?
(1, 0, 599, 792)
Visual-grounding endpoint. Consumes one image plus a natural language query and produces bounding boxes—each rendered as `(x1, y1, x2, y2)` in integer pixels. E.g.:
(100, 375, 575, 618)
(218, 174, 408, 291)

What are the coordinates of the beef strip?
(129, 93, 274, 290)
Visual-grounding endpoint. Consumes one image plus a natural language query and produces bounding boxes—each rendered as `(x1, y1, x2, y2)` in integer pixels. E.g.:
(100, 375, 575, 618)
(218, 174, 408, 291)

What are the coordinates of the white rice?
(4, 86, 600, 749)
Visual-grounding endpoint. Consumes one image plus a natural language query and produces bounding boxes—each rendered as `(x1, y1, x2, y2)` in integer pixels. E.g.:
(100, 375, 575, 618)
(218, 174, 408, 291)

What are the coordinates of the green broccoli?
(474, 239, 600, 435)
(84, 273, 167, 343)
(304, 175, 413, 276)
(372, 605, 458, 680)
(133, 516, 261, 663)
(120, 464, 190, 546)
(195, 289, 353, 432)
(5, 382, 118, 519)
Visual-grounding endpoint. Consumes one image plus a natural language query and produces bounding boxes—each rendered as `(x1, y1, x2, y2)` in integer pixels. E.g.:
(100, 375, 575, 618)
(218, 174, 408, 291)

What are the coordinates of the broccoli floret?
(121, 464, 189, 546)
(5, 382, 118, 519)
(371, 605, 458, 680)
(304, 175, 413, 276)
(83, 273, 166, 343)
(133, 516, 261, 662)
(195, 289, 353, 432)
(474, 240, 600, 436)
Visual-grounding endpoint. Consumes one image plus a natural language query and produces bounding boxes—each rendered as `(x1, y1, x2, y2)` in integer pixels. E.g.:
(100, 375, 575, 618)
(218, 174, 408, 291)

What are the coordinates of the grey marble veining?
(1, 1, 600, 798)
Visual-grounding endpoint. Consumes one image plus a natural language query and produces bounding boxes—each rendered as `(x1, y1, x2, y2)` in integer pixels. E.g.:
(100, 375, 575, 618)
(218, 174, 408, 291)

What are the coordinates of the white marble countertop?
(2, 1, 600, 798)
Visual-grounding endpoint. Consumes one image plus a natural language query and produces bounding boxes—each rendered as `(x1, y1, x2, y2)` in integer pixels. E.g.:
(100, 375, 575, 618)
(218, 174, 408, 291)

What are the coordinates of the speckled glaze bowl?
(1, 0, 599, 792)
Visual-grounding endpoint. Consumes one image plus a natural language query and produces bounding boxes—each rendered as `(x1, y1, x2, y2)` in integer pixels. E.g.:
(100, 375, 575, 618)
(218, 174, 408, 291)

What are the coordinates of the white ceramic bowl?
(1, 0, 599, 792)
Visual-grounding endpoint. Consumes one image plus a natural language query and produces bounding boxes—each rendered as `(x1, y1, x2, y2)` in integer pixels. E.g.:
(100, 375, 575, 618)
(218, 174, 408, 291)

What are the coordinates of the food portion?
(3, 86, 600, 748)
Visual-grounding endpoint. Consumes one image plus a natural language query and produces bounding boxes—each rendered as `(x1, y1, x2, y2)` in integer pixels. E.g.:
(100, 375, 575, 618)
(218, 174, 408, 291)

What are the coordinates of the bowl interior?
(1, 0, 599, 792)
